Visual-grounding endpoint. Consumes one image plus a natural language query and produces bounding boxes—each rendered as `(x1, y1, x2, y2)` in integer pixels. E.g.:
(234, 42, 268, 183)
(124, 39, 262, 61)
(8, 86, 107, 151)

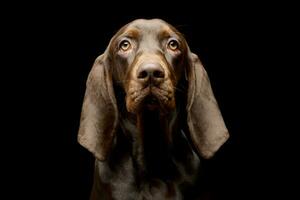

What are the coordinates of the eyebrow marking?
(122, 28, 140, 39)
(159, 28, 173, 39)
(158, 27, 183, 42)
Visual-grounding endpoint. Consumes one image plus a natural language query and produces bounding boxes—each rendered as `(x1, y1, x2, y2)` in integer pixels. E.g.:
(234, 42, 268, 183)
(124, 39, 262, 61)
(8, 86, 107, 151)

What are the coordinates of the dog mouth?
(143, 95, 160, 110)
(126, 86, 175, 113)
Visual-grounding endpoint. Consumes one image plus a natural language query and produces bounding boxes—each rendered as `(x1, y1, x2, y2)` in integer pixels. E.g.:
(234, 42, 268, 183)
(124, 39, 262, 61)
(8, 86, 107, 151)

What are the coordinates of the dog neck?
(132, 109, 179, 181)
(115, 85, 185, 181)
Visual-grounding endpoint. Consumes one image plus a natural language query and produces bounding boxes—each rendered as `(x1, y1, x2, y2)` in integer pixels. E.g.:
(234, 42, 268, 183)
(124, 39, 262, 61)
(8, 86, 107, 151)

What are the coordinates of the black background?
(3, 2, 294, 200)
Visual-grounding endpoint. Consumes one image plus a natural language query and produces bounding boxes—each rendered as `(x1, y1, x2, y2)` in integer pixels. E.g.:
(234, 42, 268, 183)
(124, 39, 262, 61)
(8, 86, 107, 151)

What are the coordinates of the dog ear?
(78, 54, 118, 161)
(185, 52, 229, 159)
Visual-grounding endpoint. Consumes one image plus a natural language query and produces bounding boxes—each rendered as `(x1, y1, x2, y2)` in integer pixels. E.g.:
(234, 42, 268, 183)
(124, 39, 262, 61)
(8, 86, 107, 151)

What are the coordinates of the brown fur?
(78, 19, 229, 199)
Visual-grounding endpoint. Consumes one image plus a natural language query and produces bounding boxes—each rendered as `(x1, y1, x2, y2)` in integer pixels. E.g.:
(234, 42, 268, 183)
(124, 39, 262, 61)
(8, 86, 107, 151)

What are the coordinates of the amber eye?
(119, 40, 131, 51)
(168, 39, 179, 51)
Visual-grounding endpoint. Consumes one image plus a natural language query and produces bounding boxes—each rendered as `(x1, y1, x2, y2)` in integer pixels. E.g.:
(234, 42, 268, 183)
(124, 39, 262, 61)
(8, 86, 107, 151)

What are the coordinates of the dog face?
(78, 19, 229, 161)
(108, 19, 188, 114)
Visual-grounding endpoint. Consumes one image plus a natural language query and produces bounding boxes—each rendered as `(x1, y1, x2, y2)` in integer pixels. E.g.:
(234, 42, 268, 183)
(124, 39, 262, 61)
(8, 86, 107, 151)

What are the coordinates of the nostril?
(137, 63, 165, 81)
(137, 70, 148, 79)
(153, 70, 165, 78)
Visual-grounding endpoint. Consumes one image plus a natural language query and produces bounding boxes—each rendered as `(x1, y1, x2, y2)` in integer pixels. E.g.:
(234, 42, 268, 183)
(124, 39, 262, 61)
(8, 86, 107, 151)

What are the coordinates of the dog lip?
(128, 85, 173, 113)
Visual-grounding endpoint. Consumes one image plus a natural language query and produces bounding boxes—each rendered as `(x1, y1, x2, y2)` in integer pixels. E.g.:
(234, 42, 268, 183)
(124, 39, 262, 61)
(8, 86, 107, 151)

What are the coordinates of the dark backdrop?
(3, 3, 291, 200)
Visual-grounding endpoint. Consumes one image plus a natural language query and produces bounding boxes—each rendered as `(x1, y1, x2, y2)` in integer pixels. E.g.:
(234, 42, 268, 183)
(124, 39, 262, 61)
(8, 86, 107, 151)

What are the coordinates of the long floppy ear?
(78, 54, 118, 161)
(186, 52, 229, 159)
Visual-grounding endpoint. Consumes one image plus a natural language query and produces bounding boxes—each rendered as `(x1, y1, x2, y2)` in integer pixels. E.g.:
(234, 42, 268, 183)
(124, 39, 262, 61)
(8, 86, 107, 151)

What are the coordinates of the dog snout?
(137, 63, 165, 85)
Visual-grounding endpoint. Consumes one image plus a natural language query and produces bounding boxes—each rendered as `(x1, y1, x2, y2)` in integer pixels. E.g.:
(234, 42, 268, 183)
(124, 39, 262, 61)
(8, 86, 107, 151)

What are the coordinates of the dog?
(78, 18, 229, 199)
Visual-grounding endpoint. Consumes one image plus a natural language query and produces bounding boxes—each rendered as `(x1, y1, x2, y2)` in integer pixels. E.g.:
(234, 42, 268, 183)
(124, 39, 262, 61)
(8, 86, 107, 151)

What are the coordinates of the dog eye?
(167, 39, 179, 51)
(119, 40, 131, 51)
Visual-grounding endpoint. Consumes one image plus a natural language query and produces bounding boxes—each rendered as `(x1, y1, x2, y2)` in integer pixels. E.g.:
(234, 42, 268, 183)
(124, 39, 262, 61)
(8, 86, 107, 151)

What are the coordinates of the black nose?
(137, 63, 165, 84)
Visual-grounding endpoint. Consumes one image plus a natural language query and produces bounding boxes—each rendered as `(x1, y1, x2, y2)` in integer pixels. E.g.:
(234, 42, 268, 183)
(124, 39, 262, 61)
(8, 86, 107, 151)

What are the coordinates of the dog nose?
(137, 63, 165, 84)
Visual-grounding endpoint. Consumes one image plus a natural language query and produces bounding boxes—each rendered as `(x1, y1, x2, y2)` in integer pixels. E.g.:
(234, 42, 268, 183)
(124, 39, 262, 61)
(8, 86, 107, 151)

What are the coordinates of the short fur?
(78, 19, 229, 200)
